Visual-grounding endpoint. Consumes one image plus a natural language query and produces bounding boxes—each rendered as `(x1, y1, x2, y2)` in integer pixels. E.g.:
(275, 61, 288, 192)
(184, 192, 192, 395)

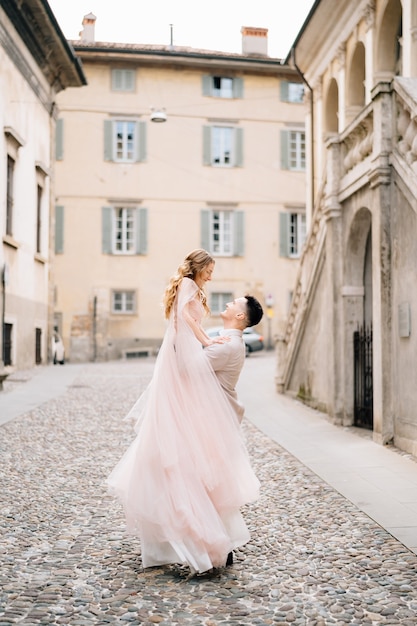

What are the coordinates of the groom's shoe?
(226, 551, 233, 566)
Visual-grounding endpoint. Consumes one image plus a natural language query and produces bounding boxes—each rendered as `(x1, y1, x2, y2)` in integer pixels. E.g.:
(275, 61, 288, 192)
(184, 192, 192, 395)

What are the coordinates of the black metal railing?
(353, 325, 373, 429)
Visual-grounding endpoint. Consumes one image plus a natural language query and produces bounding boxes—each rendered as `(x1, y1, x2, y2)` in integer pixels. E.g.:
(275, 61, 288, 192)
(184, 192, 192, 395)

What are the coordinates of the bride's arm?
(182, 302, 227, 347)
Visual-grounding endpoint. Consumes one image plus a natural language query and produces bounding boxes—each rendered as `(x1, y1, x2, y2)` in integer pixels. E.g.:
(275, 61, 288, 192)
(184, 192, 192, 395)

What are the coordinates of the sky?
(47, 0, 315, 60)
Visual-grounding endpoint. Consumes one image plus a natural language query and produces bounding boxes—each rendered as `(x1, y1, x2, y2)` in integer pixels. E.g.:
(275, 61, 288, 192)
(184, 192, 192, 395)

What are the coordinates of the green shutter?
(280, 130, 289, 169)
(280, 81, 289, 102)
(233, 211, 244, 256)
(201, 210, 210, 251)
(235, 128, 243, 167)
(279, 212, 290, 257)
(233, 77, 244, 98)
(55, 205, 64, 253)
(136, 207, 148, 254)
(125, 70, 135, 91)
(55, 119, 64, 161)
(137, 121, 147, 162)
(102, 206, 113, 254)
(203, 126, 212, 165)
(202, 75, 212, 96)
(112, 69, 122, 90)
(104, 120, 113, 161)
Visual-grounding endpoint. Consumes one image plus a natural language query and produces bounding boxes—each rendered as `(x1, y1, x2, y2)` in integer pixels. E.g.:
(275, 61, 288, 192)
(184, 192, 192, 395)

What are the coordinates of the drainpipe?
(291, 46, 315, 215)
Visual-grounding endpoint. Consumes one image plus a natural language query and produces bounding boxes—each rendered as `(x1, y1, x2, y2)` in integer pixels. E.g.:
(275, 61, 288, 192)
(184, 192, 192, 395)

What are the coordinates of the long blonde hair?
(163, 249, 214, 319)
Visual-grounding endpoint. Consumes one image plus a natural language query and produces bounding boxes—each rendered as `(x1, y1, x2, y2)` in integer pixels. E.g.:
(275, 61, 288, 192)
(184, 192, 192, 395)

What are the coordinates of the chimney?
(79, 13, 97, 43)
(241, 26, 268, 56)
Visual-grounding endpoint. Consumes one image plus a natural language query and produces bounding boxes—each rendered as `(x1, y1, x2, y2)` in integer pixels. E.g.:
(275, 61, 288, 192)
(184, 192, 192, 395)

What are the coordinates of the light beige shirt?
(204, 329, 246, 423)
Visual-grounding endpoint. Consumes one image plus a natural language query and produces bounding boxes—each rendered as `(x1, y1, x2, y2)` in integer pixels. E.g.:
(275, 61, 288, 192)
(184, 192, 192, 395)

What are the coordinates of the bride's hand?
(210, 335, 230, 345)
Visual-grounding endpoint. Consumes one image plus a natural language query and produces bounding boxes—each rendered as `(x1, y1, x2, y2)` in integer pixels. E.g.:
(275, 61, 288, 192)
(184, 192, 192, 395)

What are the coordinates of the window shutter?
(203, 126, 212, 165)
(136, 207, 148, 254)
(136, 121, 147, 162)
(112, 69, 122, 90)
(55, 119, 64, 161)
(201, 210, 210, 251)
(125, 70, 135, 91)
(202, 75, 212, 96)
(233, 77, 244, 98)
(280, 81, 289, 102)
(280, 130, 289, 169)
(233, 211, 244, 256)
(279, 212, 290, 257)
(102, 206, 113, 254)
(104, 121, 113, 161)
(55, 205, 64, 253)
(235, 128, 244, 167)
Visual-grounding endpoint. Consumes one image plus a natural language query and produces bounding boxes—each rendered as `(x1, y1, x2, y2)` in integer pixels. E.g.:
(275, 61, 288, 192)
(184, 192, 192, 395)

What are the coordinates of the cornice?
(1, 0, 86, 91)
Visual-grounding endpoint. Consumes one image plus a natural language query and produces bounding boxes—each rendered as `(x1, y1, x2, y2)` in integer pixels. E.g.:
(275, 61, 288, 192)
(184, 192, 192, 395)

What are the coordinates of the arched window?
(324, 78, 339, 134)
(347, 42, 366, 109)
(375, 0, 402, 78)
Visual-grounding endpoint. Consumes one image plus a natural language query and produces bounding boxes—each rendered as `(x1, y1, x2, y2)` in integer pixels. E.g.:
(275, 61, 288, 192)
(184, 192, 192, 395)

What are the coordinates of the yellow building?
(55, 18, 307, 362)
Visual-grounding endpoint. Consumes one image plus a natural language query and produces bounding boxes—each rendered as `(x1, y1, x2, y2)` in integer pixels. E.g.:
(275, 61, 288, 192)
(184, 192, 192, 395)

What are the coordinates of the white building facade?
(0, 0, 85, 372)
(278, 0, 417, 455)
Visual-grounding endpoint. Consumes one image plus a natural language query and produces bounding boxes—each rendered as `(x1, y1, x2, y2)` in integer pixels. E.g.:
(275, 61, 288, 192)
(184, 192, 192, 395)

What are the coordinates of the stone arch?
(324, 78, 339, 134)
(342, 207, 372, 425)
(346, 41, 365, 123)
(375, 0, 402, 79)
(345, 207, 372, 291)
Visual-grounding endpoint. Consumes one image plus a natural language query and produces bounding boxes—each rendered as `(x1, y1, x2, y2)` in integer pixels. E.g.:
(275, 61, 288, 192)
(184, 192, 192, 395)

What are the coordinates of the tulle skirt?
(107, 325, 259, 573)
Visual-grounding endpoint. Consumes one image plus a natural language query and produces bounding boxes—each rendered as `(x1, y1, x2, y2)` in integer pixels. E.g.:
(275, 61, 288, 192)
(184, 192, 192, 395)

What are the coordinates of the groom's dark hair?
(245, 295, 263, 327)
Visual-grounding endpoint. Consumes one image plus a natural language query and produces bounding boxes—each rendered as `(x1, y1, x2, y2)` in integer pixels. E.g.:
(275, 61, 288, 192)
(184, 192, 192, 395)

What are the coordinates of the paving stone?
(1, 360, 417, 624)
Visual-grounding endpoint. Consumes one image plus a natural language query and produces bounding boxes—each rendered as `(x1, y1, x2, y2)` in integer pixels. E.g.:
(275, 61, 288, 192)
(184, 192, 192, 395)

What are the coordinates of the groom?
(204, 295, 263, 567)
(204, 295, 264, 423)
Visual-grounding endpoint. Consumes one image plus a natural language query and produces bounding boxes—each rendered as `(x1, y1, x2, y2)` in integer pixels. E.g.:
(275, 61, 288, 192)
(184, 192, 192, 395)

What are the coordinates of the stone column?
(323, 136, 344, 422)
(369, 82, 393, 444)
(364, 1, 375, 104)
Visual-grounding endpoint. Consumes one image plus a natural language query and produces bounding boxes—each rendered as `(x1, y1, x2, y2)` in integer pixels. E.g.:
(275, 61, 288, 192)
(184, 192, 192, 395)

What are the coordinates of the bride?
(107, 249, 259, 574)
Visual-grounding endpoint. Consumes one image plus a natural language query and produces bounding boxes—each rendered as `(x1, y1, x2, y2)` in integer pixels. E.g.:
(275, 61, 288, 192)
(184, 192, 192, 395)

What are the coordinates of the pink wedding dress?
(107, 277, 259, 573)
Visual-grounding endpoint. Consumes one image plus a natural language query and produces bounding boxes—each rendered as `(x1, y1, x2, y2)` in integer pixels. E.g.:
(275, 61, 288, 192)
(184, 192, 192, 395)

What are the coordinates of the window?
(279, 212, 307, 258)
(203, 126, 243, 167)
(281, 129, 306, 171)
(213, 127, 233, 166)
(201, 209, 244, 257)
(104, 120, 146, 163)
(202, 75, 244, 98)
(280, 81, 304, 103)
(212, 210, 233, 255)
(36, 185, 42, 254)
(114, 207, 135, 254)
(111, 69, 135, 92)
(116, 121, 135, 161)
(6, 156, 14, 236)
(102, 206, 147, 255)
(211, 292, 233, 314)
(112, 290, 136, 313)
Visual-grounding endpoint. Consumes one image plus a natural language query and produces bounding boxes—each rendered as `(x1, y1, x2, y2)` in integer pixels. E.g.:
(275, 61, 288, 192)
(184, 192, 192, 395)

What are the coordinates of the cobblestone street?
(1, 357, 417, 625)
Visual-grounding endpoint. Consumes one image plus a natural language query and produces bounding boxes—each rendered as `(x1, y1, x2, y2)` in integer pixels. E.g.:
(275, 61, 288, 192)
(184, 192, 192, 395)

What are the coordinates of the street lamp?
(150, 108, 167, 123)
(265, 293, 274, 350)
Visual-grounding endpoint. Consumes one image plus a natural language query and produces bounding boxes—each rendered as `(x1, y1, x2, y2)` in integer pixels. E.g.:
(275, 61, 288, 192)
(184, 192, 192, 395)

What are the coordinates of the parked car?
(206, 327, 264, 356)
(52, 332, 65, 365)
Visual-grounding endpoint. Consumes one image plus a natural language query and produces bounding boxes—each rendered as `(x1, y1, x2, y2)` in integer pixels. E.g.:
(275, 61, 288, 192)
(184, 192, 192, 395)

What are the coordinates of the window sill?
(2, 235, 19, 249)
(34, 253, 47, 264)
